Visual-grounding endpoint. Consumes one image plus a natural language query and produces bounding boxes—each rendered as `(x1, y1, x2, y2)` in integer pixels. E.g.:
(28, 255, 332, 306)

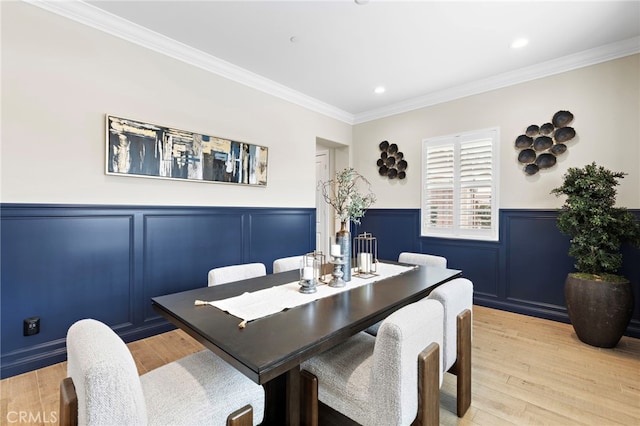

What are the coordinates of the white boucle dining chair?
(208, 262, 266, 286)
(59, 319, 264, 426)
(300, 298, 444, 426)
(427, 277, 473, 417)
(273, 255, 304, 273)
(369, 252, 472, 417)
(365, 251, 448, 336)
(398, 251, 447, 268)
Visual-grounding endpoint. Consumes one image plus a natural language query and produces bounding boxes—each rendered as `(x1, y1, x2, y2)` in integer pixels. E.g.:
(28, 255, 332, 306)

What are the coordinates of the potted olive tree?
(551, 162, 640, 347)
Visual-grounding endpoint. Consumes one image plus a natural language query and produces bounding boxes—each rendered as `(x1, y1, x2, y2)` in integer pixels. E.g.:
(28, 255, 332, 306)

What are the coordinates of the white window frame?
(421, 127, 500, 241)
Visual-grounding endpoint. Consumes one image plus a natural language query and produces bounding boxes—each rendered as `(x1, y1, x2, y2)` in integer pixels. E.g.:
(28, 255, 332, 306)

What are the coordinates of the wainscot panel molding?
(357, 208, 640, 340)
(0, 204, 315, 378)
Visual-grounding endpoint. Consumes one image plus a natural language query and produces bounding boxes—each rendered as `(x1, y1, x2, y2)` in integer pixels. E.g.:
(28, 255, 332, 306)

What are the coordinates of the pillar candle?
(302, 266, 313, 280)
(358, 253, 372, 273)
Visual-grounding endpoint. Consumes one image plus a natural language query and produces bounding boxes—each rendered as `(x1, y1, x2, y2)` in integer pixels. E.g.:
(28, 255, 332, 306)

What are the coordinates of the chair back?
(273, 255, 303, 273)
(427, 277, 473, 371)
(398, 252, 447, 268)
(370, 298, 443, 425)
(208, 262, 266, 286)
(66, 319, 147, 425)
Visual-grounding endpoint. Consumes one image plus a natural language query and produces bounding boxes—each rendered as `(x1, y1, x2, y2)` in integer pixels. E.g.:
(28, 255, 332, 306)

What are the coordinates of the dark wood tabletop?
(152, 262, 462, 425)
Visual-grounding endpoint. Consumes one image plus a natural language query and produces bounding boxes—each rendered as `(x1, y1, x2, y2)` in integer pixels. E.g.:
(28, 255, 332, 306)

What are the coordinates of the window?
(421, 128, 499, 241)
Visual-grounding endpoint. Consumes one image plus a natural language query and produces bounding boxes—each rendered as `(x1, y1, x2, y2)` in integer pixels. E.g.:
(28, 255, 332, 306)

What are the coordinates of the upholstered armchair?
(60, 319, 264, 426)
(208, 262, 266, 286)
(301, 298, 444, 426)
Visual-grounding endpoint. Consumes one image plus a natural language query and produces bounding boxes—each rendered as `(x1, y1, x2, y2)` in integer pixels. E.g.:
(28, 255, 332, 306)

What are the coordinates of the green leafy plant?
(320, 168, 376, 225)
(551, 162, 640, 280)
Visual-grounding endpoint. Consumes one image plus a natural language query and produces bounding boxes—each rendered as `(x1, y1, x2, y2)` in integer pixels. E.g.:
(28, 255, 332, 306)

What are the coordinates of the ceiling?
(38, 1, 640, 123)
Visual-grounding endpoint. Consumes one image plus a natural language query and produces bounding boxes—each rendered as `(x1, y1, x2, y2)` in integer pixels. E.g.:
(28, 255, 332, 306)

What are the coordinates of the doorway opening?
(315, 138, 349, 257)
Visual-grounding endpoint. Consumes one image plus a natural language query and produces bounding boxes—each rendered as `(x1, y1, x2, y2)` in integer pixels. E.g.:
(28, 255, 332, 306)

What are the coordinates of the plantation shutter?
(459, 135, 493, 230)
(423, 141, 455, 232)
(421, 128, 499, 240)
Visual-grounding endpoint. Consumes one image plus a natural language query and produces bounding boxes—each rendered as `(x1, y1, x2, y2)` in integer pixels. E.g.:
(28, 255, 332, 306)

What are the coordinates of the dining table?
(151, 261, 462, 425)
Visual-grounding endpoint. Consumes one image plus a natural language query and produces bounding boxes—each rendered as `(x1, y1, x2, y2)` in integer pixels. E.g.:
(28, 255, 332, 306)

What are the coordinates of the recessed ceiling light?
(374, 86, 386, 94)
(355, 0, 369, 5)
(510, 38, 529, 49)
(289, 36, 298, 43)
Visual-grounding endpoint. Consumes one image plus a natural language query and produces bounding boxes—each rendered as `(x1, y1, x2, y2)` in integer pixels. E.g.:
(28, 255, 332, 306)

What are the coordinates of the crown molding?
(24, 1, 639, 126)
(24, 0, 356, 124)
(353, 36, 640, 124)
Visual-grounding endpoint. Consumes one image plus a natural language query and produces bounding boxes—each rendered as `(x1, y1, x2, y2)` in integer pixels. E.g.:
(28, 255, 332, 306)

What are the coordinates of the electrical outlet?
(23, 317, 40, 336)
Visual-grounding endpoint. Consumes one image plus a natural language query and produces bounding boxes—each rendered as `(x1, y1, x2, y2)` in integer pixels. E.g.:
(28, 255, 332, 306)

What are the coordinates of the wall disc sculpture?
(378, 140, 407, 179)
(515, 110, 575, 175)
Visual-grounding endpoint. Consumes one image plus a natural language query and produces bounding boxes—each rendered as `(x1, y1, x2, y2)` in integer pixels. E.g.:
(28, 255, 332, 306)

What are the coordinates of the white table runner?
(201, 262, 416, 327)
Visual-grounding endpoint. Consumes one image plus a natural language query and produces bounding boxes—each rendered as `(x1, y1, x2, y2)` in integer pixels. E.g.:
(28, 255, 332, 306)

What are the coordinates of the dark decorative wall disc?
(550, 143, 567, 155)
(554, 127, 576, 143)
(540, 122, 554, 135)
(518, 149, 536, 164)
(377, 140, 407, 180)
(526, 125, 540, 137)
(533, 136, 553, 151)
(515, 109, 576, 175)
(552, 110, 574, 128)
(524, 164, 539, 175)
(515, 135, 533, 149)
(535, 153, 557, 169)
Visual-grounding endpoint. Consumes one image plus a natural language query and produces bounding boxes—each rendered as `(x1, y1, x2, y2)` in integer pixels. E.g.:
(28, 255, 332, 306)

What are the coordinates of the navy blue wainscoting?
(0, 204, 315, 378)
(356, 208, 640, 339)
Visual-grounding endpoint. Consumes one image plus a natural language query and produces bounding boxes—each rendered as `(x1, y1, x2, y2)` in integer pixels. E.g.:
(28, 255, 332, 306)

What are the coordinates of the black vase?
(564, 274, 634, 348)
(336, 221, 351, 282)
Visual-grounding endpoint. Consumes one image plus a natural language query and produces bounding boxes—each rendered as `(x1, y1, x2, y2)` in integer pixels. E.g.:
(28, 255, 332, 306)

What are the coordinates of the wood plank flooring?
(1, 306, 638, 425)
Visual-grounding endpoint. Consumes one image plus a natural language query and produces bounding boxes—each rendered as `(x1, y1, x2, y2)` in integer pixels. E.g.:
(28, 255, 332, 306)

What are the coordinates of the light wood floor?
(1, 306, 638, 425)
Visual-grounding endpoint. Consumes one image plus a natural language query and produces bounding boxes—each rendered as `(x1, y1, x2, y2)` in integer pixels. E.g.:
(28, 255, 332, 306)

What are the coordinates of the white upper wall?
(1, 2, 351, 207)
(2, 2, 638, 211)
(353, 54, 640, 209)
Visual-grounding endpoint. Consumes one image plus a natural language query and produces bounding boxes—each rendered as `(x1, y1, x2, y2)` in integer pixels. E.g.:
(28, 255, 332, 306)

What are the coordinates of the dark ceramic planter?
(564, 274, 634, 348)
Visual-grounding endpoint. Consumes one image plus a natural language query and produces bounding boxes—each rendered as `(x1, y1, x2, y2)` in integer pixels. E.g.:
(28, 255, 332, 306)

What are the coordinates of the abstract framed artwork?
(106, 115, 268, 186)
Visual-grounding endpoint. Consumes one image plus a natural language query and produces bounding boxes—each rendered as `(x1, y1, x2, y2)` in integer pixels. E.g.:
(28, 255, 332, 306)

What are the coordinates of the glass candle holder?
(299, 252, 320, 294)
(353, 232, 378, 278)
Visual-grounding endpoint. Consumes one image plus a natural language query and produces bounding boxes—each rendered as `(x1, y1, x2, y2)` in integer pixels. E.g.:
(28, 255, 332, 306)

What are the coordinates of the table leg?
(264, 366, 301, 426)
(286, 366, 301, 425)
